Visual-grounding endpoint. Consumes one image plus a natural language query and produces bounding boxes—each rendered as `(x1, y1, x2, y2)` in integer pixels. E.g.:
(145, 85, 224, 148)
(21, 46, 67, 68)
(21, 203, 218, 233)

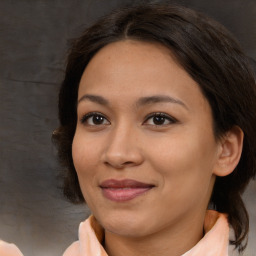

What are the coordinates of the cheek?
(72, 129, 100, 168)
(72, 131, 102, 206)
(148, 130, 217, 195)
(72, 131, 99, 185)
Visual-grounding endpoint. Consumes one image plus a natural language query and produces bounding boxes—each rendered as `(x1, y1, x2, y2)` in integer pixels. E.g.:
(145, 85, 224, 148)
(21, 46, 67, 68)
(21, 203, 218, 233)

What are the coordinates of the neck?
(104, 211, 205, 256)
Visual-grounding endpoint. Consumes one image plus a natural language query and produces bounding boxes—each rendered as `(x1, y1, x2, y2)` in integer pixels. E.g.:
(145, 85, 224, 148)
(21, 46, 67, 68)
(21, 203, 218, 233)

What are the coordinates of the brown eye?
(92, 115, 105, 125)
(81, 112, 110, 126)
(144, 113, 176, 126)
(152, 116, 167, 125)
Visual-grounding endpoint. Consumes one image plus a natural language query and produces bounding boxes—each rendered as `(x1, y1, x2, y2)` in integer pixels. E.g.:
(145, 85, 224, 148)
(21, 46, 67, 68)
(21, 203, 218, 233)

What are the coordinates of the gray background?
(0, 0, 255, 255)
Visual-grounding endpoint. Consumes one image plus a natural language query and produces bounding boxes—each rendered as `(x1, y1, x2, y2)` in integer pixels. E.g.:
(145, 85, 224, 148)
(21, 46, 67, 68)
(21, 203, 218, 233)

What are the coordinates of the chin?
(96, 211, 151, 237)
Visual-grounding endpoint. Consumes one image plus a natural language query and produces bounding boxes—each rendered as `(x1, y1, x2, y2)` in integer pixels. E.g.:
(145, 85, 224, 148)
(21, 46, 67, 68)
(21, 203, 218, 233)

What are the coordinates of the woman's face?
(72, 40, 221, 237)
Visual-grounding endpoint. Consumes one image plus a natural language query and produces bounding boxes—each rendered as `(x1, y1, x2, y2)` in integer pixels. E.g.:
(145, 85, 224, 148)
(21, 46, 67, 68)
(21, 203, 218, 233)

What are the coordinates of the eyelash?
(80, 112, 110, 126)
(143, 112, 177, 126)
(80, 112, 177, 126)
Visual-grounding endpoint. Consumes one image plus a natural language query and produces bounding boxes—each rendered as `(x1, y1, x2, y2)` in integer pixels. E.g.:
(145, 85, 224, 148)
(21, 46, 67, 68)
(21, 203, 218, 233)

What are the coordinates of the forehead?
(78, 40, 209, 113)
(82, 40, 176, 80)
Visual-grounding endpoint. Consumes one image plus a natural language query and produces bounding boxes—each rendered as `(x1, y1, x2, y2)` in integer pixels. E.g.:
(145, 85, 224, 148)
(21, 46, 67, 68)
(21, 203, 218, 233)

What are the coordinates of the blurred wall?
(0, 1, 255, 255)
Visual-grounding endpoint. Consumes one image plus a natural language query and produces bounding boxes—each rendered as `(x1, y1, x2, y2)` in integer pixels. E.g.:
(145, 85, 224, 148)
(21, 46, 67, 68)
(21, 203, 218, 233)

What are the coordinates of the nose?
(101, 124, 144, 169)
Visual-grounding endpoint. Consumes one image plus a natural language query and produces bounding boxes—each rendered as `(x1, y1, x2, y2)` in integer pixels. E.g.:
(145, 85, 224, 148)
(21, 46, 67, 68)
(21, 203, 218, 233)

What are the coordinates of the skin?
(72, 40, 242, 256)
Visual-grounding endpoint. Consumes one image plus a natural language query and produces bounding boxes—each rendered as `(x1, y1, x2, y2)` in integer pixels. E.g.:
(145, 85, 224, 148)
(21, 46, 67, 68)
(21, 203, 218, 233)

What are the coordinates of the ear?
(213, 126, 244, 177)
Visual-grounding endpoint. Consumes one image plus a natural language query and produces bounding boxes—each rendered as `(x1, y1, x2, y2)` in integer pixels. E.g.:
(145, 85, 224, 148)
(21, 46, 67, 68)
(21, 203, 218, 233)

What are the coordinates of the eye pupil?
(153, 116, 165, 125)
(93, 115, 104, 124)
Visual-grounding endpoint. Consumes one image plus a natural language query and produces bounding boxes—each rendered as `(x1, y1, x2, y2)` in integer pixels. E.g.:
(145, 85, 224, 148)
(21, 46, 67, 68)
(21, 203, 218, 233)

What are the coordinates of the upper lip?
(100, 179, 155, 189)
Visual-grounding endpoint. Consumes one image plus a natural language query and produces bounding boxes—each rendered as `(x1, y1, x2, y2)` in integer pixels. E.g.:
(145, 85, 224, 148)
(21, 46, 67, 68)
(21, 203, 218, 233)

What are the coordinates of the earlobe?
(213, 126, 244, 177)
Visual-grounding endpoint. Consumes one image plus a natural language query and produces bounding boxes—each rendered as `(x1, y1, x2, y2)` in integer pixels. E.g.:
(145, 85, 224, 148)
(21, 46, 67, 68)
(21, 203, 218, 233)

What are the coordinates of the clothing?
(0, 241, 24, 256)
(63, 210, 229, 256)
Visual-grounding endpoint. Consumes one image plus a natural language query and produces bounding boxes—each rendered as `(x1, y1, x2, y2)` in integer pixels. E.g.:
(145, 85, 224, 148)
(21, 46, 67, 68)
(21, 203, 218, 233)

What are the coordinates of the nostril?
(104, 160, 135, 168)
(123, 161, 134, 165)
(102, 144, 144, 168)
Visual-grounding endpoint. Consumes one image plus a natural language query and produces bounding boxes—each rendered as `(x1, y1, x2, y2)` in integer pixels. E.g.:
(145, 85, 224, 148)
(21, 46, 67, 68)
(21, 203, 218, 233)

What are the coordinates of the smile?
(100, 179, 155, 202)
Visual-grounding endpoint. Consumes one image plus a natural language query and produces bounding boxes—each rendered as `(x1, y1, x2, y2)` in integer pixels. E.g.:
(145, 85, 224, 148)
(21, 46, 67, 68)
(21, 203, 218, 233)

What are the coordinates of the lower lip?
(101, 187, 152, 202)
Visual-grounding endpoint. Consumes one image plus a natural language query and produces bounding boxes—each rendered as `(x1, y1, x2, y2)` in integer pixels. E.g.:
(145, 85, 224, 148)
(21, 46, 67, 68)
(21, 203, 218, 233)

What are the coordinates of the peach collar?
(63, 210, 229, 256)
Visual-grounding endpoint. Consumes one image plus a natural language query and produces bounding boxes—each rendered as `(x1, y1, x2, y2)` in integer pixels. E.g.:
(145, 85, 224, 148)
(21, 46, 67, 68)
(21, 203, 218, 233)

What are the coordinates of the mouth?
(100, 179, 155, 202)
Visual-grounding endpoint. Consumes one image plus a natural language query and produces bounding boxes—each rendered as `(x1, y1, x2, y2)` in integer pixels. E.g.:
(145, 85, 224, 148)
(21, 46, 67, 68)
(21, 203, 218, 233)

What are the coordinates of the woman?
(53, 2, 256, 256)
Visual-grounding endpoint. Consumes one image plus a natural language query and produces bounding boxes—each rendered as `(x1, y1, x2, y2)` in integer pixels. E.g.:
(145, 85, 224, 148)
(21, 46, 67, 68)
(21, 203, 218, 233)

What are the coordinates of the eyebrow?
(136, 95, 188, 110)
(78, 94, 109, 105)
(78, 94, 188, 110)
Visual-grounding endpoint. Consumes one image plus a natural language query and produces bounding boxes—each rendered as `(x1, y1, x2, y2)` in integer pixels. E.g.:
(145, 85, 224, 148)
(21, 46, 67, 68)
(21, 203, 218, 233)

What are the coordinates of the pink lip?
(100, 179, 154, 202)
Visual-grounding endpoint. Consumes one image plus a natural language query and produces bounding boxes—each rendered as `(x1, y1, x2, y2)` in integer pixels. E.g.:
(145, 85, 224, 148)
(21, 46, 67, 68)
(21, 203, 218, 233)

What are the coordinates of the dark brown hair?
(53, 3, 256, 253)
